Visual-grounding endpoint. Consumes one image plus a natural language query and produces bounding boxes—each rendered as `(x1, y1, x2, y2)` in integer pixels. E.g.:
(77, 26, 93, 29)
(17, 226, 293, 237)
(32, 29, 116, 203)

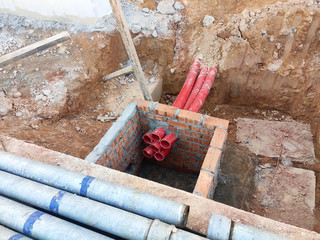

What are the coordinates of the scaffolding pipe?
(0, 225, 33, 240)
(207, 214, 291, 240)
(0, 196, 112, 240)
(0, 171, 208, 240)
(0, 151, 189, 227)
(0, 170, 155, 240)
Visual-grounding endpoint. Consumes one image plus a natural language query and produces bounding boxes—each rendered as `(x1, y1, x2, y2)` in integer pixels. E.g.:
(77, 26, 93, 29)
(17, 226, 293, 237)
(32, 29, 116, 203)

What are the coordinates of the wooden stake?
(108, 0, 153, 101)
(102, 65, 133, 81)
(0, 31, 71, 68)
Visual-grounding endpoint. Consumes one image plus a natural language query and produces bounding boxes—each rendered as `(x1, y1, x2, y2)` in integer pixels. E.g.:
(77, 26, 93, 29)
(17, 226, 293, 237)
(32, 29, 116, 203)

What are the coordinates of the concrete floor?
(236, 118, 316, 164)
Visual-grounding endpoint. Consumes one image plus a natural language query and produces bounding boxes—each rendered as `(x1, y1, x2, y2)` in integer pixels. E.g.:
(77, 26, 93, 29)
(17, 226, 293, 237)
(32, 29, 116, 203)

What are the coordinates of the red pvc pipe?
(154, 147, 173, 161)
(188, 67, 218, 113)
(142, 145, 155, 158)
(142, 131, 153, 144)
(151, 127, 166, 142)
(172, 58, 201, 109)
(160, 133, 179, 149)
(183, 67, 208, 110)
(150, 141, 162, 153)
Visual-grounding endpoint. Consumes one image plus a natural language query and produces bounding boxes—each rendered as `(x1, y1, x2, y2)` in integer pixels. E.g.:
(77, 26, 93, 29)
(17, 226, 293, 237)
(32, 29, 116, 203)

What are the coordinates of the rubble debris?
(0, 93, 12, 116)
(157, 0, 176, 15)
(173, 2, 184, 11)
(203, 15, 215, 27)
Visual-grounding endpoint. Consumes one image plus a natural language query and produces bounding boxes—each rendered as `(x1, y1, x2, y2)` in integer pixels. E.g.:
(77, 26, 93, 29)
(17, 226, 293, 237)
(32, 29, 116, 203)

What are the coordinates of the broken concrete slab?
(255, 165, 315, 230)
(236, 118, 316, 164)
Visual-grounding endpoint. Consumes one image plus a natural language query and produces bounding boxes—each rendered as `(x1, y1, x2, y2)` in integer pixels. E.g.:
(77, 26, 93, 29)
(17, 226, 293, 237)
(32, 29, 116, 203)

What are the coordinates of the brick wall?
(85, 101, 229, 199)
(85, 103, 144, 175)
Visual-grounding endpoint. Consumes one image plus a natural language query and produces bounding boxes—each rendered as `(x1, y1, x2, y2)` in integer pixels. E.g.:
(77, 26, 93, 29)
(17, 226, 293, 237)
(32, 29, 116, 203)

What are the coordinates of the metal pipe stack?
(0, 151, 207, 240)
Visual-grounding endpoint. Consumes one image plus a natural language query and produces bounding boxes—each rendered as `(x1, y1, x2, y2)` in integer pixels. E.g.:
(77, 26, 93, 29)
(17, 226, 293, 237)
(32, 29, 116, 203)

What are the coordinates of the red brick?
(210, 128, 228, 150)
(154, 103, 178, 118)
(179, 129, 200, 138)
(189, 137, 201, 144)
(167, 120, 189, 129)
(154, 115, 166, 121)
(193, 171, 215, 198)
(128, 126, 134, 135)
(96, 153, 106, 166)
(190, 126, 201, 131)
(133, 113, 138, 121)
(181, 135, 188, 140)
(141, 123, 149, 130)
(189, 131, 201, 138)
(200, 128, 213, 135)
(202, 116, 229, 130)
(140, 118, 149, 124)
(168, 126, 176, 132)
(201, 148, 221, 173)
(202, 134, 212, 140)
(137, 100, 150, 112)
(146, 112, 154, 119)
(200, 139, 210, 145)
(177, 110, 202, 125)
(107, 150, 115, 159)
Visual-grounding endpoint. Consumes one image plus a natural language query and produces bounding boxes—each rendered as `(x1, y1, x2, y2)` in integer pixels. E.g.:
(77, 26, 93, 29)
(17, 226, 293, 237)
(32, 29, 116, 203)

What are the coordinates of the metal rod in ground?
(0, 196, 112, 240)
(0, 151, 189, 227)
(102, 65, 133, 81)
(0, 225, 33, 240)
(0, 170, 153, 240)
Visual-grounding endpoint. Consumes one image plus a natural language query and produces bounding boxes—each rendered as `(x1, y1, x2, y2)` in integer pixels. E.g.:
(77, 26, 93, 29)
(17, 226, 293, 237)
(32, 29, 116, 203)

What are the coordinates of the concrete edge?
(84, 102, 137, 163)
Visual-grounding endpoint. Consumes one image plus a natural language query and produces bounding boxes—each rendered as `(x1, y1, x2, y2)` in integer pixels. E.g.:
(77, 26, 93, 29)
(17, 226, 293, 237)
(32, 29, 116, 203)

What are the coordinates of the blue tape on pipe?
(49, 191, 66, 214)
(23, 210, 45, 235)
(8, 234, 25, 240)
(80, 176, 95, 197)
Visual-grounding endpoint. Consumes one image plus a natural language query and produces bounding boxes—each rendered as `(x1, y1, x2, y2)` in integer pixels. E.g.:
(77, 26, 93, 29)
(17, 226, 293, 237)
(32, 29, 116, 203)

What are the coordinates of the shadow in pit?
(138, 160, 199, 193)
(213, 143, 259, 211)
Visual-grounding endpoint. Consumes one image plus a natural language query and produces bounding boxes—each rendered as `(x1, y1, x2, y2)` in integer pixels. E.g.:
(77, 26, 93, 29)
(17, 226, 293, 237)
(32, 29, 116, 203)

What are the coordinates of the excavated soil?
(1, 0, 320, 234)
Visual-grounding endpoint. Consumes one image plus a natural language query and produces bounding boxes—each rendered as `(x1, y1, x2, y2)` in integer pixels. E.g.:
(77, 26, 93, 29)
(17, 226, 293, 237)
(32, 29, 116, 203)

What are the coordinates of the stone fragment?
(152, 30, 158, 38)
(0, 95, 12, 116)
(131, 24, 142, 34)
(203, 15, 215, 27)
(173, 1, 184, 10)
(42, 90, 51, 96)
(157, 0, 176, 15)
(142, 8, 150, 13)
(35, 95, 44, 101)
(12, 92, 21, 98)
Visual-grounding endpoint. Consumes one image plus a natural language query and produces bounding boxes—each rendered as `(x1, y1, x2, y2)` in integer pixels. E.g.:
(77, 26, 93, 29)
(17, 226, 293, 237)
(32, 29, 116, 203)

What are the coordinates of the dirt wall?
(134, 0, 320, 155)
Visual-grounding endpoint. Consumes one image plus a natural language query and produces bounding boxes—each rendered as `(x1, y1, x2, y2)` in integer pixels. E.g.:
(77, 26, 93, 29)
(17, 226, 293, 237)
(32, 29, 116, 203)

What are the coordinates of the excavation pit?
(85, 101, 229, 198)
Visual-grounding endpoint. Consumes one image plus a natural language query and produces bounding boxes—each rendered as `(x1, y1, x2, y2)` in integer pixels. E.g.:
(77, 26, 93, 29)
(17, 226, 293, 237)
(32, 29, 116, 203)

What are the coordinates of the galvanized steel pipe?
(0, 151, 189, 227)
(0, 196, 112, 240)
(207, 214, 291, 240)
(0, 225, 33, 240)
(0, 170, 208, 240)
(0, 170, 154, 240)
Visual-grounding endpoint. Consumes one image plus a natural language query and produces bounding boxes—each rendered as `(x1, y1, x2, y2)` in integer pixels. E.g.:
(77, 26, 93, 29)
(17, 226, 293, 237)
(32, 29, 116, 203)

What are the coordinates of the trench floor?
(138, 160, 198, 193)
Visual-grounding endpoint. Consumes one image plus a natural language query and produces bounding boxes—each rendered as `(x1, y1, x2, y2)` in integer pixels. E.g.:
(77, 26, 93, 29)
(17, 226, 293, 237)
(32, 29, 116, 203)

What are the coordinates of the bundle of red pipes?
(141, 58, 216, 161)
(142, 127, 178, 161)
(173, 58, 218, 113)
